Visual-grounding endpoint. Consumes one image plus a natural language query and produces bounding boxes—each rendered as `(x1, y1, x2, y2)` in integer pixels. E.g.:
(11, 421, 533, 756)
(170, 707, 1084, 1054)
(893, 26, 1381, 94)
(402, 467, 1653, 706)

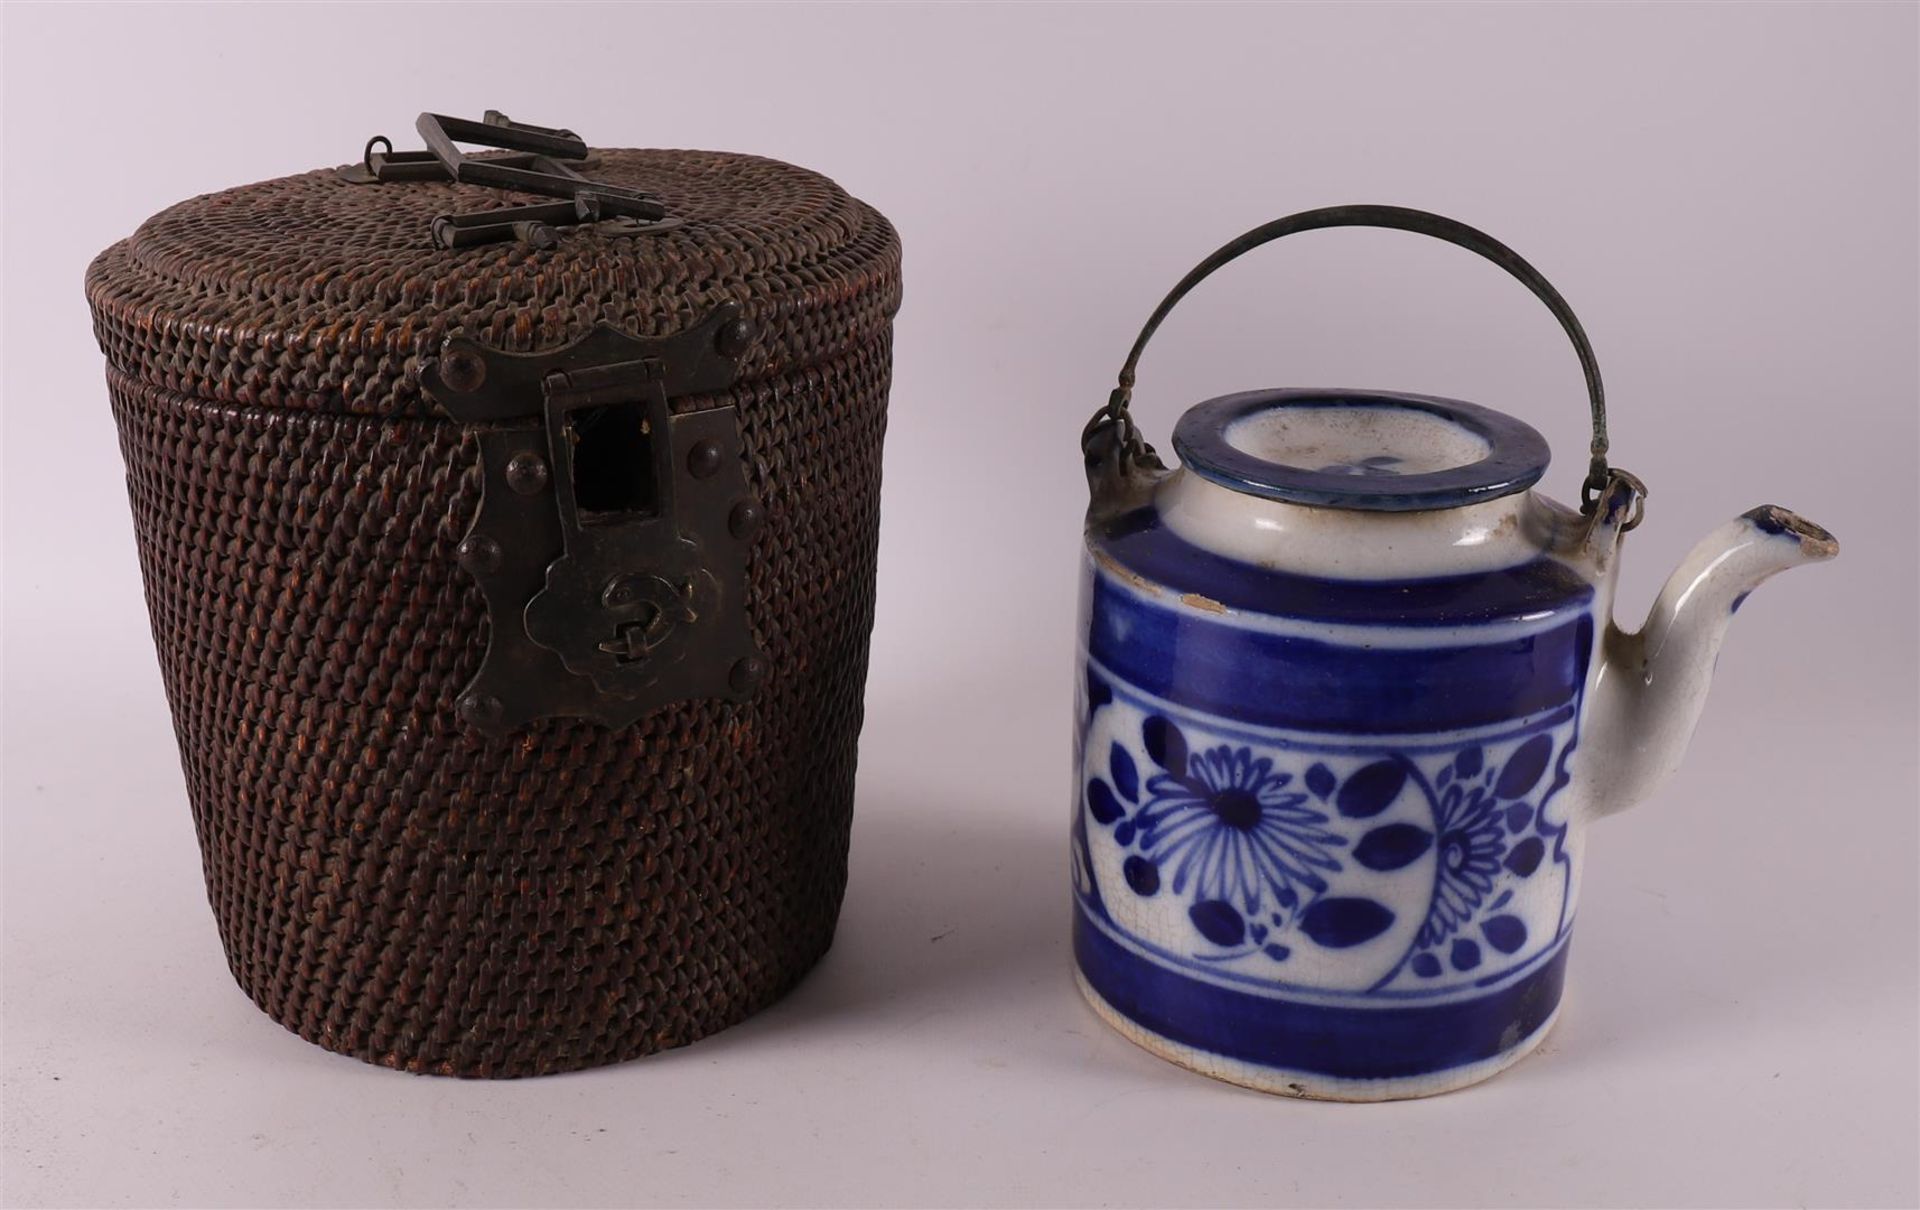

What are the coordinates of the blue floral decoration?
(1406, 735, 1554, 974)
(1085, 716, 1403, 960)
(1081, 708, 1565, 977)
(1419, 780, 1507, 947)
(1135, 745, 1346, 913)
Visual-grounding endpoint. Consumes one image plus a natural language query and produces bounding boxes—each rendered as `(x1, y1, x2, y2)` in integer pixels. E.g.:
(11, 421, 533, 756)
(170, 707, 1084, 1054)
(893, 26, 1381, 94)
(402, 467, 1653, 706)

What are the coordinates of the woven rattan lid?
(86, 147, 901, 417)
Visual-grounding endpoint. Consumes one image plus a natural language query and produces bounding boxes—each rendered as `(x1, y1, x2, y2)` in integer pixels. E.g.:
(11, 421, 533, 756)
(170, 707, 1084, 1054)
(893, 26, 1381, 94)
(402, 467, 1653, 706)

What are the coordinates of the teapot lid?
(1171, 388, 1549, 511)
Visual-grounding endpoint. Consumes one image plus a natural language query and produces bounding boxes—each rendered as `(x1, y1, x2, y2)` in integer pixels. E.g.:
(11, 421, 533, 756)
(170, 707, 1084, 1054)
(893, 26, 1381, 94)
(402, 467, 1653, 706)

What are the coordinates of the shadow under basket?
(86, 123, 902, 1077)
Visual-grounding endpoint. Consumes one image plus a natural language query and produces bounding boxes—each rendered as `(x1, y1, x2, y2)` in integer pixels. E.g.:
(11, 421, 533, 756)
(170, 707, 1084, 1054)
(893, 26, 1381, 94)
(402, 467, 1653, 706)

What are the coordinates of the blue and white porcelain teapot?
(1071, 206, 1838, 1101)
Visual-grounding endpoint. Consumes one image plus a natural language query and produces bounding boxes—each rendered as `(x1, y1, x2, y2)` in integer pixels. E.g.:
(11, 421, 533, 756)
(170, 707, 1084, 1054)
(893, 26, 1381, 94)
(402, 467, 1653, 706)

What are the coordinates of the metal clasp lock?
(426, 304, 765, 735)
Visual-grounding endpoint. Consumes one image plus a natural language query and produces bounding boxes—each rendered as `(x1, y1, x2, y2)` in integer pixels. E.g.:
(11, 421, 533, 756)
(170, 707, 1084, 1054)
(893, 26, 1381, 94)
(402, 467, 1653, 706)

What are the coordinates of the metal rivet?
(729, 656, 766, 693)
(715, 319, 754, 357)
(524, 223, 559, 251)
(441, 348, 486, 394)
(729, 499, 764, 540)
(505, 451, 550, 495)
(456, 535, 503, 574)
(602, 575, 640, 610)
(686, 439, 724, 479)
(458, 693, 504, 728)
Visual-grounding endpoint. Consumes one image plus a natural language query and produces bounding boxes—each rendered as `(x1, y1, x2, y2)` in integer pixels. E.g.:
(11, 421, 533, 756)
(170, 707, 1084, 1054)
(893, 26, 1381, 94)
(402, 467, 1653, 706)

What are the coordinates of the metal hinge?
(425, 304, 765, 735)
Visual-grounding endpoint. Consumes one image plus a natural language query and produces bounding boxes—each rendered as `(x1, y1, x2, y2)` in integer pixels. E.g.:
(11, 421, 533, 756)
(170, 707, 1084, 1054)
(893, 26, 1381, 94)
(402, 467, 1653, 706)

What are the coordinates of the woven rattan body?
(87, 148, 901, 1076)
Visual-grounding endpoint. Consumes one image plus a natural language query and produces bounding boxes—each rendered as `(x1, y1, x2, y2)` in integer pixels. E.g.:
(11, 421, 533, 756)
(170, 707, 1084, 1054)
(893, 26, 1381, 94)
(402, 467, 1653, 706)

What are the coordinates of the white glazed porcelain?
(1072, 207, 1838, 1100)
(1075, 395, 1836, 1101)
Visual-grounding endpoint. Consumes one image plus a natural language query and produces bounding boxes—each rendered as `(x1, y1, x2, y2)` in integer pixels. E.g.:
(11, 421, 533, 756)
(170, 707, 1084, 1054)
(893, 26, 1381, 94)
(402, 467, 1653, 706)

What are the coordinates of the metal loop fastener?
(1583, 466, 1648, 533)
(1087, 205, 1631, 516)
(342, 110, 676, 249)
(363, 135, 393, 175)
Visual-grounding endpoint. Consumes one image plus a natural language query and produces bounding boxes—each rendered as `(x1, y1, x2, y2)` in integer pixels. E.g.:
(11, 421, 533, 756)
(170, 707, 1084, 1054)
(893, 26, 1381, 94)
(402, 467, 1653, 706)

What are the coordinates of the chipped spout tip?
(1741, 505, 1840, 561)
(1582, 502, 1836, 820)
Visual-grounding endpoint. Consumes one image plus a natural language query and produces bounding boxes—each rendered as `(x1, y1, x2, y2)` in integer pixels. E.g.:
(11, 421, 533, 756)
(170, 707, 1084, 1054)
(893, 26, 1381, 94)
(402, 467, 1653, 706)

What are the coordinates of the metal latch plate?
(425, 305, 765, 735)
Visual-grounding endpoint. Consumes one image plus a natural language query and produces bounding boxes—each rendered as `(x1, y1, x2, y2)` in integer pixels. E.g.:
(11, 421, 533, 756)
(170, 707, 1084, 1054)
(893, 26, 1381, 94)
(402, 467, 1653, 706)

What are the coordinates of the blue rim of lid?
(1170, 388, 1551, 511)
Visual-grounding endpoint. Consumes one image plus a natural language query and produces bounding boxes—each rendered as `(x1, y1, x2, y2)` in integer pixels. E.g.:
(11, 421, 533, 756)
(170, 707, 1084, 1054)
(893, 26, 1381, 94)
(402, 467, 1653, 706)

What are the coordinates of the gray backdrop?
(4, 3, 1915, 1207)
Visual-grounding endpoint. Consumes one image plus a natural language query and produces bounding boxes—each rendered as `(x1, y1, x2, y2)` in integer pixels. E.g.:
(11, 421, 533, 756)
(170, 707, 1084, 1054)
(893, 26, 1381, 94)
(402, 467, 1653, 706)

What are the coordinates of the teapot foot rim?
(1074, 969, 1561, 1102)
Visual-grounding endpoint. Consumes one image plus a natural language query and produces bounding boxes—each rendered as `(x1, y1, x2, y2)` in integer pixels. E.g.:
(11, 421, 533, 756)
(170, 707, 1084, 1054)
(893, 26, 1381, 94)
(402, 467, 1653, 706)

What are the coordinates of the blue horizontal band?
(1087, 573, 1592, 734)
(1076, 907, 1569, 1081)
(1092, 508, 1593, 626)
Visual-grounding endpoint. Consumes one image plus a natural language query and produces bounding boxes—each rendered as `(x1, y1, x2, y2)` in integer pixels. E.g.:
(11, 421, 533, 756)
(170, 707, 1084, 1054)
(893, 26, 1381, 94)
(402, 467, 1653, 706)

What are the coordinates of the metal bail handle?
(1086, 204, 1635, 519)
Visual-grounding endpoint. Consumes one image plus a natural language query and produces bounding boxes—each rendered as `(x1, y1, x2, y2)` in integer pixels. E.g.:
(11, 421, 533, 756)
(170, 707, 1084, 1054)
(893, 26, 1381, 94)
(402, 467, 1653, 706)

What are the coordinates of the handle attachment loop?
(1084, 205, 1633, 522)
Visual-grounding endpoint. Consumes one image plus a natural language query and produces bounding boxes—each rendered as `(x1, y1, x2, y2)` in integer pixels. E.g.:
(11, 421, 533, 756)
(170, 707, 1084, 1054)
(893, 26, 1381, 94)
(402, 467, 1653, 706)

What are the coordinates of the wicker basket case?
(85, 118, 902, 1077)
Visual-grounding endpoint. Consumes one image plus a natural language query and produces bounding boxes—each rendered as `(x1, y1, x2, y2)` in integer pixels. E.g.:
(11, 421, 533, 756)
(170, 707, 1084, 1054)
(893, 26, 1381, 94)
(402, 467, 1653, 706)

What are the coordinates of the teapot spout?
(1580, 505, 1839, 821)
